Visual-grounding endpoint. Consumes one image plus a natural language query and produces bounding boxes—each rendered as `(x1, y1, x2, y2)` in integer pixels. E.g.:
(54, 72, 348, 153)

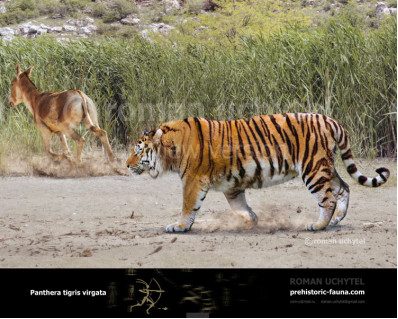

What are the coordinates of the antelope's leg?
(56, 132, 74, 164)
(38, 122, 65, 162)
(84, 122, 115, 163)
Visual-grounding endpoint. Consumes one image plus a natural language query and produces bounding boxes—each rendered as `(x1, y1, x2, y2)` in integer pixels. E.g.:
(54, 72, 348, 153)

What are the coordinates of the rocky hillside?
(0, 0, 396, 44)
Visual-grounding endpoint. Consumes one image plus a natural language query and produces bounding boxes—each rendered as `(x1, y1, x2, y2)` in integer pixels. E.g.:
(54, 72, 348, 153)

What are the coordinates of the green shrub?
(91, 3, 107, 18)
(100, 0, 138, 23)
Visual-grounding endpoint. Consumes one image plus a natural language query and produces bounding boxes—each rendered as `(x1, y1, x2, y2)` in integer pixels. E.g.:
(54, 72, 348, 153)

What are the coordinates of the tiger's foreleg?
(224, 190, 258, 229)
(165, 177, 209, 233)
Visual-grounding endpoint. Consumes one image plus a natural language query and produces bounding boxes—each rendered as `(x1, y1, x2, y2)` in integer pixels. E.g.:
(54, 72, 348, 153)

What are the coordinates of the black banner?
(0, 269, 396, 317)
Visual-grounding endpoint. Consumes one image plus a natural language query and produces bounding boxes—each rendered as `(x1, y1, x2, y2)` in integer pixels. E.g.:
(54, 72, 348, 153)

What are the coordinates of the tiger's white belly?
(212, 160, 299, 192)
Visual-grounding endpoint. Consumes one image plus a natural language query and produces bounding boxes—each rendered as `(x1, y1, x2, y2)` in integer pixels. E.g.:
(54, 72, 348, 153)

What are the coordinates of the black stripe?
(347, 164, 357, 175)
(341, 150, 353, 160)
(302, 158, 314, 182)
(236, 151, 245, 178)
(183, 118, 191, 128)
(251, 117, 267, 153)
(300, 114, 305, 134)
(358, 175, 367, 185)
(316, 115, 326, 150)
(227, 120, 233, 165)
(269, 115, 285, 143)
(259, 116, 273, 145)
(305, 158, 328, 186)
(220, 122, 225, 157)
(193, 117, 204, 169)
(242, 119, 263, 185)
(340, 130, 349, 150)
(235, 121, 246, 160)
(284, 159, 289, 176)
(308, 176, 329, 191)
(208, 119, 213, 141)
(376, 167, 388, 182)
(302, 129, 311, 170)
(310, 184, 325, 194)
(272, 135, 283, 174)
(181, 156, 190, 179)
(330, 120, 340, 143)
(284, 115, 299, 165)
(372, 178, 378, 187)
(245, 118, 263, 156)
(283, 130, 292, 159)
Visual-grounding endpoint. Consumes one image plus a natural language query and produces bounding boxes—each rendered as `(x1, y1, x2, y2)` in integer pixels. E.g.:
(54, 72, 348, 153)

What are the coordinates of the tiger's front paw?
(306, 223, 316, 231)
(165, 222, 190, 233)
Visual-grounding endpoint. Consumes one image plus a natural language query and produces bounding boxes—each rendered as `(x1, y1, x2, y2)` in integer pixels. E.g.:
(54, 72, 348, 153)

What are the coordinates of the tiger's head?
(126, 130, 162, 178)
(127, 124, 183, 178)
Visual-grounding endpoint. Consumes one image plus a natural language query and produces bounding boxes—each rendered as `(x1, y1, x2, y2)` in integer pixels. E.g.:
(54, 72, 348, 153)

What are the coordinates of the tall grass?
(0, 16, 396, 171)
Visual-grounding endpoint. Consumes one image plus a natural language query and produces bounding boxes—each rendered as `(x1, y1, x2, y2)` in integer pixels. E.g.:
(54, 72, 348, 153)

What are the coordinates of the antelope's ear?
(16, 63, 21, 75)
(25, 65, 34, 76)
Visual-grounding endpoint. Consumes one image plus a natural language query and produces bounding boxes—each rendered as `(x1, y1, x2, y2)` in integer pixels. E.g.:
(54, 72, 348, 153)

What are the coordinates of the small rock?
(37, 28, 47, 35)
(40, 24, 51, 30)
(28, 25, 40, 34)
(164, 0, 181, 10)
(79, 249, 92, 257)
(121, 17, 140, 25)
(0, 2, 6, 14)
(0, 27, 14, 37)
(56, 37, 70, 43)
(48, 26, 63, 33)
(63, 25, 77, 32)
(80, 27, 92, 35)
(86, 17, 95, 24)
(52, 13, 63, 19)
(375, 2, 387, 16)
(66, 19, 88, 27)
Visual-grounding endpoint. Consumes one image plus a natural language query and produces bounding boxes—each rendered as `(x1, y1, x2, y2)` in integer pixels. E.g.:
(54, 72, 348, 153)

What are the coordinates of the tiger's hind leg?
(304, 168, 337, 231)
(329, 169, 350, 226)
(224, 190, 258, 229)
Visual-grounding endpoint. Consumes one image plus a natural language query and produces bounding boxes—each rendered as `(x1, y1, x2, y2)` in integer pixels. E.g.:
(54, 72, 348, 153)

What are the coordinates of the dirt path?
(0, 159, 396, 268)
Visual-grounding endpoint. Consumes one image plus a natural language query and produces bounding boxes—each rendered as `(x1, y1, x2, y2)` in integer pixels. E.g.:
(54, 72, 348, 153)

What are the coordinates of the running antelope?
(8, 63, 115, 164)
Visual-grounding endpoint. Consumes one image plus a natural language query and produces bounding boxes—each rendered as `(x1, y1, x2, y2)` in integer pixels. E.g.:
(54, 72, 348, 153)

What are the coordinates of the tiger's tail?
(330, 118, 390, 187)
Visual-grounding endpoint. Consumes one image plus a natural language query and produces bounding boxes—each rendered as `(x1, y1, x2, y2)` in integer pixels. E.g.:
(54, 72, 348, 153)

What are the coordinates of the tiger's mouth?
(129, 166, 144, 175)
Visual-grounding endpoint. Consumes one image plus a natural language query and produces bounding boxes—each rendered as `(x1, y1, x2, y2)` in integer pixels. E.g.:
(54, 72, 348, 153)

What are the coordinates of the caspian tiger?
(126, 113, 390, 232)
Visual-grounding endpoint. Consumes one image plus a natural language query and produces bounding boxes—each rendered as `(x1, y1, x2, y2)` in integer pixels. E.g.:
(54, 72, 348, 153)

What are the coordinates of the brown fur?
(127, 114, 389, 232)
(8, 63, 115, 164)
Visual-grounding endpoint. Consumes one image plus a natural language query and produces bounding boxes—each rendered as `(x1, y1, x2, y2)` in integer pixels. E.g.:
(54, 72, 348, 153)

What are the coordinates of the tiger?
(126, 113, 390, 233)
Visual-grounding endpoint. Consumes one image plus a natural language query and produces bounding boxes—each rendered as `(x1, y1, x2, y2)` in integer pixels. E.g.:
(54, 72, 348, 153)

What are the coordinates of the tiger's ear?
(153, 128, 176, 148)
(152, 129, 163, 145)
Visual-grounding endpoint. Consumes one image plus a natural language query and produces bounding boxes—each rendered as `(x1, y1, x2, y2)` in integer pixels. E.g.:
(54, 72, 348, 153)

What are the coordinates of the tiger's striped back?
(178, 113, 388, 191)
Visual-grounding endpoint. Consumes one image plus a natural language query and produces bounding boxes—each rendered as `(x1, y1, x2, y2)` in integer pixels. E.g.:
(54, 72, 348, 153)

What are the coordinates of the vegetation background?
(0, 0, 396, 174)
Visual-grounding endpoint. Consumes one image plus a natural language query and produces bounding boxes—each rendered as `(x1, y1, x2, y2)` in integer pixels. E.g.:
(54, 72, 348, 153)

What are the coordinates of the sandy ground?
(0, 158, 396, 268)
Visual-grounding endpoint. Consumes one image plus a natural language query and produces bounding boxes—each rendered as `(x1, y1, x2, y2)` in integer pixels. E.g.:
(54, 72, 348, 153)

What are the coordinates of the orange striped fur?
(126, 113, 390, 232)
